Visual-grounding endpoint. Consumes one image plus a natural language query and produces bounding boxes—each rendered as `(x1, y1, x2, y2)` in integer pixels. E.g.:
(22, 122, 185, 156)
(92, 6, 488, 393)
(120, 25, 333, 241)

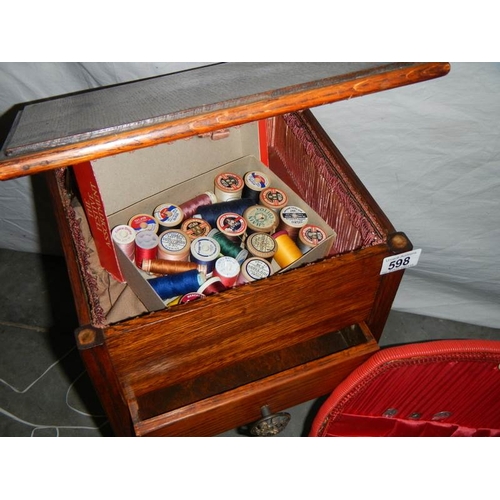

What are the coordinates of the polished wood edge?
(132, 327, 379, 436)
(0, 63, 450, 181)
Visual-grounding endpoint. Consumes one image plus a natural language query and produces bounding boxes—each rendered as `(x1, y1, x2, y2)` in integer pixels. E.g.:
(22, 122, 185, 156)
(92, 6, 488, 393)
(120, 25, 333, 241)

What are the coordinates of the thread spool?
(111, 224, 136, 261)
(298, 224, 327, 254)
(208, 229, 248, 264)
(197, 276, 227, 296)
(278, 206, 308, 240)
(179, 191, 217, 218)
(142, 259, 200, 275)
(213, 256, 241, 288)
(272, 230, 303, 268)
(243, 205, 278, 234)
(148, 270, 206, 300)
(195, 198, 254, 226)
(181, 218, 212, 240)
(246, 232, 277, 262)
(128, 213, 159, 233)
(190, 236, 221, 274)
(216, 212, 247, 241)
(157, 229, 191, 261)
(214, 172, 244, 201)
(135, 230, 159, 269)
(259, 187, 288, 213)
(179, 292, 204, 304)
(153, 203, 184, 232)
(243, 170, 271, 203)
(236, 257, 273, 285)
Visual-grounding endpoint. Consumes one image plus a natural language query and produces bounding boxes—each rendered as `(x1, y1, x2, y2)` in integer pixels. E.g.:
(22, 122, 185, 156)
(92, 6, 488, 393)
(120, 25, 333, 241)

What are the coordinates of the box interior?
(67, 113, 387, 327)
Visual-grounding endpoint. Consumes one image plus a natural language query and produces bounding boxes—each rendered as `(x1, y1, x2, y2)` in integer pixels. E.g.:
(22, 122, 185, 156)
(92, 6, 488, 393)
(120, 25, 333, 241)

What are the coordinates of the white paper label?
(380, 248, 422, 275)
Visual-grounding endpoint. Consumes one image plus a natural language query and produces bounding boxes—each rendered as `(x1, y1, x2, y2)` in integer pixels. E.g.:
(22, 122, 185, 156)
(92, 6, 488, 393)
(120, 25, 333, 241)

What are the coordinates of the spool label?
(281, 206, 308, 227)
(380, 249, 422, 275)
(192, 238, 219, 258)
(216, 173, 243, 191)
(245, 259, 272, 279)
(245, 171, 269, 190)
(249, 233, 275, 253)
(261, 188, 287, 207)
(218, 213, 246, 235)
(246, 206, 276, 229)
(129, 214, 157, 232)
(301, 225, 326, 246)
(155, 204, 182, 224)
(160, 231, 188, 252)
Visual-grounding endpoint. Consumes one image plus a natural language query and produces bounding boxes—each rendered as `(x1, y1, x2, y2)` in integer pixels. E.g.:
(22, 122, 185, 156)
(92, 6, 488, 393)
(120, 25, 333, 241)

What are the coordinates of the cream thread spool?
(243, 170, 271, 203)
(111, 224, 136, 261)
(236, 257, 273, 285)
(157, 229, 191, 262)
(128, 213, 159, 234)
(153, 203, 184, 232)
(272, 230, 303, 268)
(214, 172, 244, 201)
(259, 187, 288, 213)
(181, 217, 212, 241)
(298, 224, 327, 254)
(278, 205, 308, 240)
(245, 232, 277, 262)
(243, 205, 278, 234)
(213, 256, 241, 288)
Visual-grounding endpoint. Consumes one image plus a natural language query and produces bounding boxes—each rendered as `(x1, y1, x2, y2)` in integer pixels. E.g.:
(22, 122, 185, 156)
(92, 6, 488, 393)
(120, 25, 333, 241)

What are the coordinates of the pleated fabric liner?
(310, 339, 500, 437)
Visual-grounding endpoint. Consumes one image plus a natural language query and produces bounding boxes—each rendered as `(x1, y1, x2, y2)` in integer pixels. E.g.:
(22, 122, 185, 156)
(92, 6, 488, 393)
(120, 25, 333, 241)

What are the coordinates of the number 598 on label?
(380, 249, 421, 275)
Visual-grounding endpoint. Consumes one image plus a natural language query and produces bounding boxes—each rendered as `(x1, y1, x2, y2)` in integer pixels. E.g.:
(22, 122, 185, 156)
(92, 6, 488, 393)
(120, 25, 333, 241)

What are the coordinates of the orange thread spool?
(272, 230, 303, 268)
(142, 259, 200, 275)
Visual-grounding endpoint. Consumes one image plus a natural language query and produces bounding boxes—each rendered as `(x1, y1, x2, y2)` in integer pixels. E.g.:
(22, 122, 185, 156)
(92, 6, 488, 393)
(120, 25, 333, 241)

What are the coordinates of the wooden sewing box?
(0, 63, 450, 436)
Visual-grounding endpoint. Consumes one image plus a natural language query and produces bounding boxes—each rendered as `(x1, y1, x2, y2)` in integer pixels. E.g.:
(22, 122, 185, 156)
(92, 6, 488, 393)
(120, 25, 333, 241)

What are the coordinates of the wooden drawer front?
(133, 323, 378, 436)
(105, 245, 389, 421)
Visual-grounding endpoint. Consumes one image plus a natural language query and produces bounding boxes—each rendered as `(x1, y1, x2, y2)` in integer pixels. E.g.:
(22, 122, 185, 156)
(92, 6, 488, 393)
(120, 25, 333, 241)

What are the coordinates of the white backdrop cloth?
(0, 62, 498, 329)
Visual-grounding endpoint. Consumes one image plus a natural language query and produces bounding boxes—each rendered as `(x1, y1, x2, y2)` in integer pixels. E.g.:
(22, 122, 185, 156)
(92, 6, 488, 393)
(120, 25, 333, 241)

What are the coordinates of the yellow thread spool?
(272, 230, 303, 268)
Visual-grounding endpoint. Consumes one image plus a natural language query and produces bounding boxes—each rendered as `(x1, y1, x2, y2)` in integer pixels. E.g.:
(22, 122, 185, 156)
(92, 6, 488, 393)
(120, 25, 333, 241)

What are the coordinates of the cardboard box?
(74, 121, 336, 312)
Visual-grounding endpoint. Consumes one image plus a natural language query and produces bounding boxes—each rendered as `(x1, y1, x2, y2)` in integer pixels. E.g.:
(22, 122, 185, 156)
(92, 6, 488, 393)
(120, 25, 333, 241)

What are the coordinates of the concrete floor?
(1, 247, 499, 437)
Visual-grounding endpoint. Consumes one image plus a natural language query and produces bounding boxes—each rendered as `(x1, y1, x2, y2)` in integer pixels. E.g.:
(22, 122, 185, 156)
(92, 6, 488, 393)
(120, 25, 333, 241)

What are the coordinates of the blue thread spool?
(148, 270, 206, 300)
(190, 236, 221, 274)
(195, 198, 254, 227)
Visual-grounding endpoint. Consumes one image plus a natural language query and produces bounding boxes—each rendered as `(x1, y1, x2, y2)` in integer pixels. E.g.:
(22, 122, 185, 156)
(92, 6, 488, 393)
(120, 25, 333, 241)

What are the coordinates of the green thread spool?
(208, 229, 248, 264)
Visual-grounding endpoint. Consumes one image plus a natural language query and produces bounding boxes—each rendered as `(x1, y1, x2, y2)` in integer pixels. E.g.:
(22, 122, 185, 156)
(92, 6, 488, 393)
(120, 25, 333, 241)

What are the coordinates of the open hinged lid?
(0, 62, 449, 181)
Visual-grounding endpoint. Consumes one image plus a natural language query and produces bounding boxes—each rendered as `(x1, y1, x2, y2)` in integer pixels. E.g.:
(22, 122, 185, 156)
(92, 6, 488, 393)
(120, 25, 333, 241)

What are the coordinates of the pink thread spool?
(179, 191, 217, 219)
(111, 224, 136, 261)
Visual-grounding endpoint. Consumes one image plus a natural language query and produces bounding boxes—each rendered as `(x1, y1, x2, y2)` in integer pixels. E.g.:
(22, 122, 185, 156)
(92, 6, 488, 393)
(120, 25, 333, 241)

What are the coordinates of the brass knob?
(250, 405, 291, 436)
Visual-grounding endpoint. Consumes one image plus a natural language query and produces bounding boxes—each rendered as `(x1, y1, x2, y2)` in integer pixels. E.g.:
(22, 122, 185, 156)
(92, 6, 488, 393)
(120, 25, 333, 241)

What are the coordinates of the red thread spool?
(135, 231, 159, 269)
(197, 276, 226, 296)
(213, 256, 241, 288)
